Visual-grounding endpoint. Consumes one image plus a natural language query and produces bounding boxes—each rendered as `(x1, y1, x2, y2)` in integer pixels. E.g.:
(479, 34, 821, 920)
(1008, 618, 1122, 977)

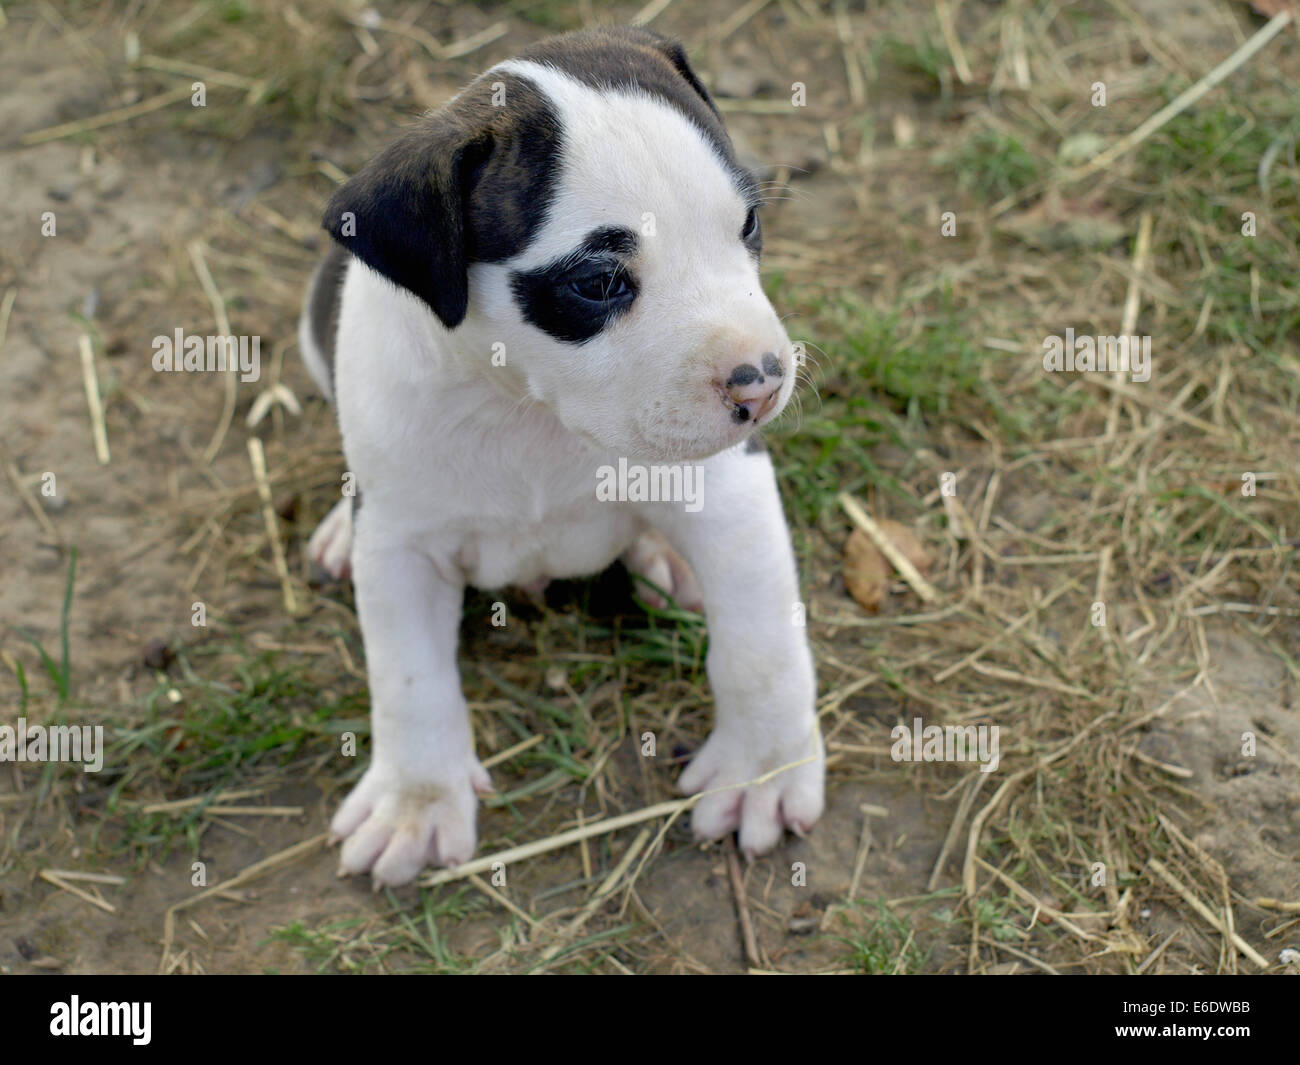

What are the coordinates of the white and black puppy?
(298, 26, 824, 886)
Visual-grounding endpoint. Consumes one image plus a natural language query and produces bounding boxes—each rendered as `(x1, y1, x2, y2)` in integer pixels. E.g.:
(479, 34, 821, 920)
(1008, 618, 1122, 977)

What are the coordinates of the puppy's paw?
(308, 498, 353, 582)
(678, 724, 824, 858)
(331, 760, 492, 887)
(623, 529, 703, 612)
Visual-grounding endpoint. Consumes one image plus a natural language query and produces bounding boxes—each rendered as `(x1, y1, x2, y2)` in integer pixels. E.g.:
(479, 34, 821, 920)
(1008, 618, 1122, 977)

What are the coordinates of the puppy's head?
(325, 27, 794, 462)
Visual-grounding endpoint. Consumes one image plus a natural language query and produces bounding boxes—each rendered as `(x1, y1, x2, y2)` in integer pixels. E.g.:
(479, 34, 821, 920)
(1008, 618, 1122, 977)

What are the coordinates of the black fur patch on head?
(321, 75, 562, 328)
(307, 243, 350, 393)
(518, 27, 758, 206)
(510, 225, 640, 343)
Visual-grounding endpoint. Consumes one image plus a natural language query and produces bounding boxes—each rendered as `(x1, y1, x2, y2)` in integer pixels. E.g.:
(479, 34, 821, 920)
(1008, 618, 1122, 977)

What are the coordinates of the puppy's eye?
(569, 271, 632, 303)
(742, 207, 759, 240)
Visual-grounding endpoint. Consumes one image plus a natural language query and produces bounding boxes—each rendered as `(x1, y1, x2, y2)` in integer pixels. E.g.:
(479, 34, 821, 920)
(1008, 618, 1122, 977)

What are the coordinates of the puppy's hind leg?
(622, 528, 704, 612)
(308, 497, 354, 581)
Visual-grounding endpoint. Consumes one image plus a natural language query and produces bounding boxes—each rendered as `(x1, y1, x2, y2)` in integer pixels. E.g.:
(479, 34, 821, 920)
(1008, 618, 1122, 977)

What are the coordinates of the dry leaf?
(844, 518, 931, 612)
(876, 518, 932, 573)
(845, 529, 889, 612)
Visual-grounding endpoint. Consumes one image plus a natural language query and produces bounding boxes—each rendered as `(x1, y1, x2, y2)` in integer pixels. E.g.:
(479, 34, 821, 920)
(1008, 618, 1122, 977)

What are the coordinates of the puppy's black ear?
(324, 74, 562, 330)
(639, 31, 725, 122)
(323, 119, 491, 329)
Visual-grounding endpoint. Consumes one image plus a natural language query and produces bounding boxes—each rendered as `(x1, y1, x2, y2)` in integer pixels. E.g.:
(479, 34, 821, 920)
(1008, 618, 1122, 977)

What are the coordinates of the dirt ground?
(1, 0, 1298, 975)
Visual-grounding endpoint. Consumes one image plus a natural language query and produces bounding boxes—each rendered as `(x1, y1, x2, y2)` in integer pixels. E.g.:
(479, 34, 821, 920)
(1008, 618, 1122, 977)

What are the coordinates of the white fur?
(312, 62, 823, 886)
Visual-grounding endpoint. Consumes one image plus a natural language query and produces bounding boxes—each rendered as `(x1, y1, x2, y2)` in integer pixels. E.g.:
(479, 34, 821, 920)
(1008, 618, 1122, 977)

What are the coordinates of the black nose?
(725, 363, 762, 389)
(725, 354, 784, 391)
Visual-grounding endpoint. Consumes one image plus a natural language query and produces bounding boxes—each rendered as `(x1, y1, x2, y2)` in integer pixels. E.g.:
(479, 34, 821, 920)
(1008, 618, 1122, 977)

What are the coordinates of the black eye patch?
(510, 226, 640, 344)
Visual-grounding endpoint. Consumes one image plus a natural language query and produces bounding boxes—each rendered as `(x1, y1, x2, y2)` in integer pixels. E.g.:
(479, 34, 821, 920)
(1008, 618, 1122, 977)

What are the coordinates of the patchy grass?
(269, 885, 479, 973)
(832, 899, 929, 974)
(99, 642, 359, 864)
(16, 548, 78, 709)
(944, 128, 1042, 202)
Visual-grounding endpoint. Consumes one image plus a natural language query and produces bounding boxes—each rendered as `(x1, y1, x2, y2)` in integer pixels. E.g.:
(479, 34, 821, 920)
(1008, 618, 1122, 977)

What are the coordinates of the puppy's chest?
(373, 390, 640, 588)
(451, 492, 638, 589)
(426, 434, 638, 589)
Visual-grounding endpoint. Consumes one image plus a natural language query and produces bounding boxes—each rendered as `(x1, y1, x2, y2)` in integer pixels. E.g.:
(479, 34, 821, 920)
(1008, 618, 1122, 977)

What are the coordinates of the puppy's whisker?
(752, 162, 812, 176)
(798, 341, 829, 368)
(798, 377, 823, 411)
(792, 363, 822, 399)
(754, 187, 813, 203)
(795, 368, 821, 392)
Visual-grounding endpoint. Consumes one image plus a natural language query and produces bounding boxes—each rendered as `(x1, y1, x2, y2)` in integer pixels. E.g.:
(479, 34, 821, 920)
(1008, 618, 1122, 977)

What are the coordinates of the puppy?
(298, 26, 824, 886)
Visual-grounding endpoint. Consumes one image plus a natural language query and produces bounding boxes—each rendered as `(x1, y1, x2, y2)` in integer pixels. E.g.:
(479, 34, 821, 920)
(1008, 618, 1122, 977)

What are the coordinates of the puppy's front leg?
(647, 446, 825, 858)
(331, 531, 490, 886)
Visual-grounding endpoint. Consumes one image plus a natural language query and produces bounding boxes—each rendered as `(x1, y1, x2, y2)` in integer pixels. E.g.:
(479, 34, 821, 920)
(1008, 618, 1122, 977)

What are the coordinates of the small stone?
(893, 113, 917, 147)
(14, 936, 36, 960)
(273, 493, 298, 521)
(93, 160, 126, 199)
(142, 637, 173, 671)
(33, 544, 63, 572)
(225, 160, 280, 209)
